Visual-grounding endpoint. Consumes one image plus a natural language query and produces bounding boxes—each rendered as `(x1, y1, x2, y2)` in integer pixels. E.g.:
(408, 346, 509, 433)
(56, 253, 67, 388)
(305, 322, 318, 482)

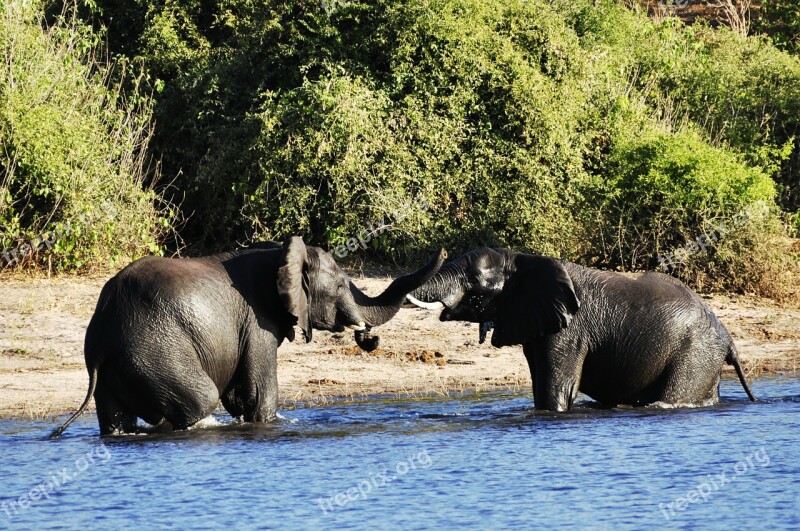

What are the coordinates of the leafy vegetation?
(0, 1, 171, 271)
(1, 0, 798, 300)
(757, 0, 800, 54)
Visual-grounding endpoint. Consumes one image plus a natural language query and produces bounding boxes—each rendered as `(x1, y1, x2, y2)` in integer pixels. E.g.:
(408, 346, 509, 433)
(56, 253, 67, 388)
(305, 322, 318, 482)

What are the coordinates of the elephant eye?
(335, 283, 349, 304)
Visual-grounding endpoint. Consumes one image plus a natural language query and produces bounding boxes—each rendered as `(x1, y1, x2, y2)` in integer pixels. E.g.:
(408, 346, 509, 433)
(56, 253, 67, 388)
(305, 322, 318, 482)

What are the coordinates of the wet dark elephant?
(406, 248, 755, 411)
(52, 237, 446, 436)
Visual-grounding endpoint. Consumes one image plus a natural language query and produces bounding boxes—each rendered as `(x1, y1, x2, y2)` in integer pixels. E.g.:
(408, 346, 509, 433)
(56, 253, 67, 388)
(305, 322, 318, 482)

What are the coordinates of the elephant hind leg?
(661, 374, 719, 406)
(222, 386, 276, 423)
(221, 387, 245, 420)
(94, 377, 140, 435)
(221, 370, 278, 423)
(155, 374, 221, 430)
(656, 355, 721, 406)
(116, 342, 222, 430)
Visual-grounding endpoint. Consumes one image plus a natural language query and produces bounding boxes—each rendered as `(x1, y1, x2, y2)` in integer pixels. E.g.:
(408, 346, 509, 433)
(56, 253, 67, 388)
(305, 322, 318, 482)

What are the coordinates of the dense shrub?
(3, 0, 797, 298)
(241, 0, 591, 261)
(651, 29, 800, 214)
(0, 1, 172, 272)
(567, 2, 800, 214)
(756, 0, 800, 55)
(578, 126, 779, 275)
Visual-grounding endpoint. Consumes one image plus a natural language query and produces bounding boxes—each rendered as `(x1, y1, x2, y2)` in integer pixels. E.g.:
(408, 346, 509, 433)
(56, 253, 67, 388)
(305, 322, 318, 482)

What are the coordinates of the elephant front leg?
(222, 339, 279, 423)
(222, 369, 278, 422)
(523, 341, 583, 412)
(533, 374, 581, 412)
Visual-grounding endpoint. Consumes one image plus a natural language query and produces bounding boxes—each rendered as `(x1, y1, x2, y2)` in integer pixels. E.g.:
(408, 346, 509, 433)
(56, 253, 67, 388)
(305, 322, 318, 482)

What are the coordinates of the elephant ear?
(491, 255, 580, 348)
(277, 236, 312, 343)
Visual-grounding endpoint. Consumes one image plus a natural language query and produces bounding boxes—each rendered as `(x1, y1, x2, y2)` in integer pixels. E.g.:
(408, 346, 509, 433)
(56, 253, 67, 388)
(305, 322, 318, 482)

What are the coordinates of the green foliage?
(79, 0, 798, 296)
(756, 0, 800, 54)
(566, 3, 800, 212)
(4, 0, 798, 298)
(651, 29, 800, 212)
(0, 1, 172, 271)
(241, 0, 589, 260)
(579, 127, 776, 271)
(95, 0, 597, 257)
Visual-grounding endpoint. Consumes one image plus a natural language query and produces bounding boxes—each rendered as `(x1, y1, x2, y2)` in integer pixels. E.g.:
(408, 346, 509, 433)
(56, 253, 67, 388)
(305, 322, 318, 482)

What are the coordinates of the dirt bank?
(0, 274, 798, 420)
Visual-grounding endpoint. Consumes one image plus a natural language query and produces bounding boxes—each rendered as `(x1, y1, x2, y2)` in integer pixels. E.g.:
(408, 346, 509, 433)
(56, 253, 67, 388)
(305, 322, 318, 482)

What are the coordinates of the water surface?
(1, 377, 798, 529)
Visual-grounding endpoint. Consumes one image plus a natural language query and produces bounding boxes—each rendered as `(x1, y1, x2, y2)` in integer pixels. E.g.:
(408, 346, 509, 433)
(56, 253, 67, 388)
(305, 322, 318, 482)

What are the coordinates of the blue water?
(1, 377, 798, 529)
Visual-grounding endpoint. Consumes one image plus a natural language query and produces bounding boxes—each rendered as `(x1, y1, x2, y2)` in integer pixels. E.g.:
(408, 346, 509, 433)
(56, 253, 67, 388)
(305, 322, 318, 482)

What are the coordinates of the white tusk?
(406, 295, 444, 310)
(345, 323, 367, 331)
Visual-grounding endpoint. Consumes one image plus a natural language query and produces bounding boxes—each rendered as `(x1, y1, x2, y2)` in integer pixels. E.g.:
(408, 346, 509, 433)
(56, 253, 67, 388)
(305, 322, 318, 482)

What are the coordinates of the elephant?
(51, 237, 446, 436)
(405, 247, 755, 411)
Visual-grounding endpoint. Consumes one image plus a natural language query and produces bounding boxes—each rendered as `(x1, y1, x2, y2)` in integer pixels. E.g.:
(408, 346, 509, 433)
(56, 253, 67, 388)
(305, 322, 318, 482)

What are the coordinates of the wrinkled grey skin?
(52, 238, 446, 437)
(408, 248, 755, 411)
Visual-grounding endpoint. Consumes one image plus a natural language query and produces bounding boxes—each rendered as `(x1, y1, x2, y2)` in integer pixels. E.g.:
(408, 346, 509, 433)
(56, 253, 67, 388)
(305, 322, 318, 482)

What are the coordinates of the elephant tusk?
(345, 323, 367, 331)
(405, 295, 444, 310)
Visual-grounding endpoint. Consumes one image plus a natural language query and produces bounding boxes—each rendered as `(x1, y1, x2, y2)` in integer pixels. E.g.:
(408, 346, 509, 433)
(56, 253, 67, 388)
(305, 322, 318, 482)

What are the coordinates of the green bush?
(756, 0, 800, 54)
(6, 0, 797, 299)
(653, 29, 800, 213)
(0, 1, 172, 272)
(578, 126, 777, 268)
(241, 0, 590, 261)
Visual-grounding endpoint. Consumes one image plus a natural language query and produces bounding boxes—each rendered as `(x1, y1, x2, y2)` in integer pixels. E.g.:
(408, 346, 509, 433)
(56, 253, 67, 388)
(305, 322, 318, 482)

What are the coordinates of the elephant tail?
(49, 364, 98, 438)
(726, 345, 756, 402)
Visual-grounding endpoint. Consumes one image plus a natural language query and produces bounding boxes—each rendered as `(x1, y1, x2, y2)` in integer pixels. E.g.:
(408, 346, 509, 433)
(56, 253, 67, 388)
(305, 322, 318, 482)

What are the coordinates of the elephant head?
(406, 248, 580, 347)
(277, 237, 447, 351)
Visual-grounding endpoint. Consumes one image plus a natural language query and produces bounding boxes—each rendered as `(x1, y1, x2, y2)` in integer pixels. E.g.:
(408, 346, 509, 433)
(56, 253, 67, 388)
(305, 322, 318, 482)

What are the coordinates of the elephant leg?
(523, 340, 584, 412)
(94, 375, 139, 435)
(533, 371, 581, 412)
(221, 387, 245, 420)
(121, 348, 221, 430)
(160, 374, 221, 430)
(221, 337, 278, 423)
(658, 361, 721, 406)
(653, 336, 724, 406)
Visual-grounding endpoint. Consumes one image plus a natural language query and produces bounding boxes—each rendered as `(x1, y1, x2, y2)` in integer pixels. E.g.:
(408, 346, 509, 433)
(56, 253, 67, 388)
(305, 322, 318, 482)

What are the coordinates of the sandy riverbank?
(1, 274, 798, 420)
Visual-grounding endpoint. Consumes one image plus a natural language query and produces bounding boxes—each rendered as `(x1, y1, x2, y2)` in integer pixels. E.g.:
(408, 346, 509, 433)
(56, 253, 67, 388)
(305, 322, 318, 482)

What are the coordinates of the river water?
(1, 377, 798, 529)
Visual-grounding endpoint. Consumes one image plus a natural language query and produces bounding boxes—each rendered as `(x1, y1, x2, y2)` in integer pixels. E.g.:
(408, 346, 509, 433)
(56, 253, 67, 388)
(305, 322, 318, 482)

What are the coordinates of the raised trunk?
(408, 266, 460, 305)
(350, 248, 446, 327)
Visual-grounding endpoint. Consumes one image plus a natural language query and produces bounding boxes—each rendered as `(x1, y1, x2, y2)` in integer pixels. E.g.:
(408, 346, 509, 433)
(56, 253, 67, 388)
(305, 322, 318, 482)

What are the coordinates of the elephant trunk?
(354, 326, 381, 352)
(349, 248, 447, 328)
(407, 265, 461, 307)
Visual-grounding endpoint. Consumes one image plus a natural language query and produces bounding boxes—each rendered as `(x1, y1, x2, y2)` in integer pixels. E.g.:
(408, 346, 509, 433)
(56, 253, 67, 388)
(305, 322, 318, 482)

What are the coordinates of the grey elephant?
(406, 248, 755, 411)
(52, 237, 446, 436)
